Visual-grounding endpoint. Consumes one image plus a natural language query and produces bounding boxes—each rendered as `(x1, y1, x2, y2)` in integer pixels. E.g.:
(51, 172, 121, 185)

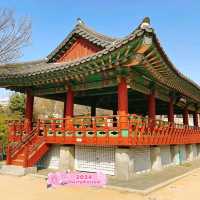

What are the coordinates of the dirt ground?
(1, 169, 200, 200)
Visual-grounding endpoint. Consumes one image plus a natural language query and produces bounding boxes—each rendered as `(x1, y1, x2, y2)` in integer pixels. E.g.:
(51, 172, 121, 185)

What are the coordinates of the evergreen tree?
(9, 93, 25, 116)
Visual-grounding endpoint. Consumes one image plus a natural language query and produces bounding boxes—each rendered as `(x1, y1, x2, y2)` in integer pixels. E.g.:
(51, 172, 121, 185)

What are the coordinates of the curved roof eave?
(152, 33, 200, 92)
(0, 18, 200, 104)
(144, 31, 200, 102)
(0, 27, 145, 79)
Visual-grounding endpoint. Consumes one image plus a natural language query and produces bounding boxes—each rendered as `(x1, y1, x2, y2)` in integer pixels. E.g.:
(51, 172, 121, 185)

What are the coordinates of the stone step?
(0, 164, 37, 176)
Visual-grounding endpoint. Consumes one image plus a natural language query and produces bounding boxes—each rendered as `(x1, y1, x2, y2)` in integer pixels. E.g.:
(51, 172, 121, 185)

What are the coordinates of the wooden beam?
(123, 54, 143, 67)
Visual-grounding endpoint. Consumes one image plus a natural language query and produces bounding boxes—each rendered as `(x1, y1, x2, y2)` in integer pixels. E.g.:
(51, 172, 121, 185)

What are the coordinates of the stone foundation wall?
(37, 143, 200, 181)
(37, 145, 75, 170)
(115, 144, 200, 180)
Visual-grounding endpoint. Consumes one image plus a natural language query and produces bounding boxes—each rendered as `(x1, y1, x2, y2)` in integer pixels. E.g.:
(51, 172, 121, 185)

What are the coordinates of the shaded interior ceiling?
(40, 86, 185, 115)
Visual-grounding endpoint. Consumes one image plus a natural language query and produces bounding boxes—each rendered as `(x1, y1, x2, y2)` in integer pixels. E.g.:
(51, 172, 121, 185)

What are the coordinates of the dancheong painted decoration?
(2, 17, 200, 177)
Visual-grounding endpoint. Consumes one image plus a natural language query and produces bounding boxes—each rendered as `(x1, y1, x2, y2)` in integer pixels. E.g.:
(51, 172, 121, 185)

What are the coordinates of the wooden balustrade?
(7, 114, 200, 146)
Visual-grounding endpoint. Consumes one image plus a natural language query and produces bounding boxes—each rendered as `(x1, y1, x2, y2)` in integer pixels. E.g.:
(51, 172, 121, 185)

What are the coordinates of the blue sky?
(0, 0, 200, 98)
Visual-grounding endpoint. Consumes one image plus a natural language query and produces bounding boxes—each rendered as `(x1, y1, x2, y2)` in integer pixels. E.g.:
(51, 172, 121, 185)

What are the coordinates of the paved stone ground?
(34, 159, 200, 191)
(108, 159, 200, 190)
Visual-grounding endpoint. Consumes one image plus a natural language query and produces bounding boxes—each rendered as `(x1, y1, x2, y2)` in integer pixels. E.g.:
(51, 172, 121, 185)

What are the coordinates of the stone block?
(0, 164, 37, 176)
(59, 145, 75, 171)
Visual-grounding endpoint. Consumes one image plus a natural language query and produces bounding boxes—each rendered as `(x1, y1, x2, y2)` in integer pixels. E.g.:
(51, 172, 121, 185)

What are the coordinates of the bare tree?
(0, 8, 31, 64)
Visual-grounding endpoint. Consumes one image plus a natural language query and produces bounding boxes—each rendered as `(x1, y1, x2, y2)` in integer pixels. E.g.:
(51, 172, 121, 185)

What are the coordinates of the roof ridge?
(75, 20, 117, 42)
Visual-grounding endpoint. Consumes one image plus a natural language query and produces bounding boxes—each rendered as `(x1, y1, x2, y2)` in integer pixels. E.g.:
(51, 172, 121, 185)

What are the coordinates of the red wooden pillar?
(168, 96, 174, 123)
(117, 77, 128, 129)
(63, 98, 67, 118)
(23, 145, 29, 168)
(193, 111, 199, 127)
(148, 90, 156, 121)
(118, 77, 128, 114)
(24, 90, 34, 133)
(65, 86, 74, 129)
(183, 107, 189, 126)
(65, 86, 74, 117)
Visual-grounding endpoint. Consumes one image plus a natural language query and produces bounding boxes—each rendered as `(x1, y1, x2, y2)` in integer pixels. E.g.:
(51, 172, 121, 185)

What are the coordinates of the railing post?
(44, 120, 47, 139)
(13, 121, 16, 141)
(8, 122, 12, 142)
(9, 121, 16, 142)
(6, 145, 11, 165)
(24, 119, 32, 134)
(65, 116, 73, 130)
(19, 121, 23, 142)
(51, 119, 56, 138)
(23, 145, 29, 168)
(36, 119, 40, 135)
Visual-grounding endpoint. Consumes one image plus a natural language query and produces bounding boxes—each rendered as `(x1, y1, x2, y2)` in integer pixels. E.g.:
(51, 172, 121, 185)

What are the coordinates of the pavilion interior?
(38, 85, 189, 118)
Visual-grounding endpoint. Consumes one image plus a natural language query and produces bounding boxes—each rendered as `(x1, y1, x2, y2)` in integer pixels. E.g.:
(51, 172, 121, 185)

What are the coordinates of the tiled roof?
(0, 26, 145, 78)
(1, 18, 200, 103)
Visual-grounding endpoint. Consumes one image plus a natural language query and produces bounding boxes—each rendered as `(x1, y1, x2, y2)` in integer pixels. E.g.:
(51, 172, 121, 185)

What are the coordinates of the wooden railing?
(6, 123, 48, 165)
(7, 114, 200, 146)
(6, 126, 38, 164)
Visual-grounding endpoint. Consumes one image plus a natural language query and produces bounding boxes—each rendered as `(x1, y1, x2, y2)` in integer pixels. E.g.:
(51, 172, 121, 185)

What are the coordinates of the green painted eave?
(0, 30, 145, 87)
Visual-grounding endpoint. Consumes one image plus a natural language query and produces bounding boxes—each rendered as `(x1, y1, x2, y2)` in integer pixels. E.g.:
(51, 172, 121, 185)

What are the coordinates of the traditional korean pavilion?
(1, 17, 200, 178)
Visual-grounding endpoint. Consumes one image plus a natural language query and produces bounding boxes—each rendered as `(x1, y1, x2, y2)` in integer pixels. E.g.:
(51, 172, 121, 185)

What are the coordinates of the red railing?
(7, 120, 25, 142)
(7, 114, 200, 146)
(6, 124, 46, 166)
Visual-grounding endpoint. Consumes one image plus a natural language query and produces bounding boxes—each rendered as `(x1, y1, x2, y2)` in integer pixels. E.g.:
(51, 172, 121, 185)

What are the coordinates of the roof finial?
(140, 17, 151, 29)
(76, 17, 84, 25)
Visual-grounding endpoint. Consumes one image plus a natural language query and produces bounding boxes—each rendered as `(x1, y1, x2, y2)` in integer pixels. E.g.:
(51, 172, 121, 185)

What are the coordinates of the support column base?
(150, 146, 162, 171)
(179, 145, 187, 163)
(171, 145, 180, 165)
(115, 148, 133, 180)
